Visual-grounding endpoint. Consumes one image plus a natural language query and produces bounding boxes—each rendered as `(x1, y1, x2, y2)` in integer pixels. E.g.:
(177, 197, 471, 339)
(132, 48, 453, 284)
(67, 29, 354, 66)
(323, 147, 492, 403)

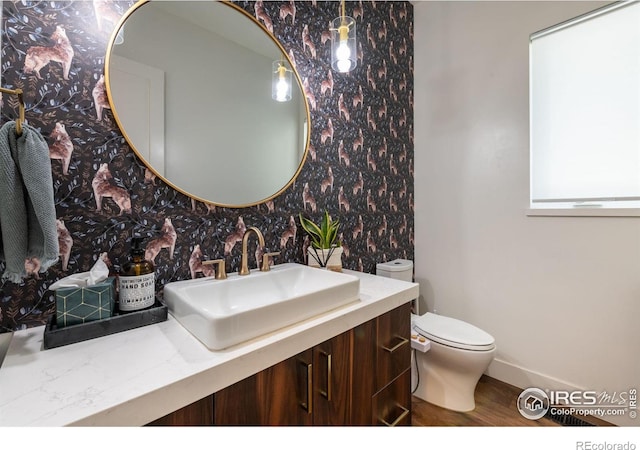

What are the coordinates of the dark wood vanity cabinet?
(351, 301, 412, 425)
(148, 395, 214, 426)
(148, 302, 411, 426)
(214, 330, 351, 425)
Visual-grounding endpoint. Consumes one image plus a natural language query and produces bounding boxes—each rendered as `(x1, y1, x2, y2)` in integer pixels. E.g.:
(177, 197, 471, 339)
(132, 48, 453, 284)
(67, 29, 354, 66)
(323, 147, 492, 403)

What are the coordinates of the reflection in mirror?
(106, 0, 309, 207)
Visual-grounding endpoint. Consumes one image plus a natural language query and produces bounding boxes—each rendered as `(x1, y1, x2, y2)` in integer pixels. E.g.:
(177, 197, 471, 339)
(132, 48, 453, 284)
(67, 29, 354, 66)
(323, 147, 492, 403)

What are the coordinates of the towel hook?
(0, 87, 25, 136)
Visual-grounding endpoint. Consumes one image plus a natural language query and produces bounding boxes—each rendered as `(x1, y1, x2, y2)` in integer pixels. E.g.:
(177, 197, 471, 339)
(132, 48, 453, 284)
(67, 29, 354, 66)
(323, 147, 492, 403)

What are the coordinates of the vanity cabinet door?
(312, 330, 352, 425)
(351, 316, 376, 425)
(258, 348, 314, 425)
(213, 373, 263, 425)
(213, 349, 313, 425)
(147, 395, 214, 426)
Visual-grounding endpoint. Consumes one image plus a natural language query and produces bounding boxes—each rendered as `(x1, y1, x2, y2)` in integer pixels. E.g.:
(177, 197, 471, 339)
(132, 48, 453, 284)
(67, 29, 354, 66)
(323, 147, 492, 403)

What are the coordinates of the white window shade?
(530, 1, 640, 209)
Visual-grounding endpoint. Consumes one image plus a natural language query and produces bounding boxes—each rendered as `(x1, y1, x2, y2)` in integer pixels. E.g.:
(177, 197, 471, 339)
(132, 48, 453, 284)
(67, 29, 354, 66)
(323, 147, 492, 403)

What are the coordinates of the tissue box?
(55, 277, 116, 327)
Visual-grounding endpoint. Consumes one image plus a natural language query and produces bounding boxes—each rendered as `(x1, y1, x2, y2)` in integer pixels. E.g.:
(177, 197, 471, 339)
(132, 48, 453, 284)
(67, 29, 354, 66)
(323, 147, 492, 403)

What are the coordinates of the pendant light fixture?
(272, 59, 292, 102)
(330, 0, 357, 73)
(114, 25, 124, 45)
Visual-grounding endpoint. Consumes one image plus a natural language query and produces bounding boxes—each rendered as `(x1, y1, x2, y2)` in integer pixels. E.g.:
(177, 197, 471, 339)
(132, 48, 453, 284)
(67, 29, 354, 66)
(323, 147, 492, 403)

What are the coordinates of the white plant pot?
(307, 246, 343, 272)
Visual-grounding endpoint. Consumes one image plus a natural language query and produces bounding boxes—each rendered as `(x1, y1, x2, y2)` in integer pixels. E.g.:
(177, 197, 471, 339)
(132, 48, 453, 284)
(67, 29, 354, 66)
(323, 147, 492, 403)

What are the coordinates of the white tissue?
(49, 258, 109, 290)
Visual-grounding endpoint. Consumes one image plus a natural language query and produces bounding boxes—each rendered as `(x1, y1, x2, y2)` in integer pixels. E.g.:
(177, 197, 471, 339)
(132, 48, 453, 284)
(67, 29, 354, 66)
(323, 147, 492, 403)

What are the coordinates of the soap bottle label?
(119, 273, 155, 311)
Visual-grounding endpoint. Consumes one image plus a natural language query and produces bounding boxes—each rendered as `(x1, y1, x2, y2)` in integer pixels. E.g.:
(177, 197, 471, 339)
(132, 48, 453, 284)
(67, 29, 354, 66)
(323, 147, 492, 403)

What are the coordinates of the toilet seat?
(413, 313, 495, 351)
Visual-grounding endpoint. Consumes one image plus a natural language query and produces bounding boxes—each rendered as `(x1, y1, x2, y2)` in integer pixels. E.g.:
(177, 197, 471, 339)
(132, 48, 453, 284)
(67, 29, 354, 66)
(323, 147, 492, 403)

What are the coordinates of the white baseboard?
(485, 357, 582, 392)
(485, 358, 632, 427)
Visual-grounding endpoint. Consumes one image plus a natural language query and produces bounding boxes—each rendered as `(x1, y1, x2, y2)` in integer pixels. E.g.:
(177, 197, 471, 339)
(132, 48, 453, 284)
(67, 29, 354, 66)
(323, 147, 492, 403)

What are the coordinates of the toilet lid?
(413, 313, 495, 351)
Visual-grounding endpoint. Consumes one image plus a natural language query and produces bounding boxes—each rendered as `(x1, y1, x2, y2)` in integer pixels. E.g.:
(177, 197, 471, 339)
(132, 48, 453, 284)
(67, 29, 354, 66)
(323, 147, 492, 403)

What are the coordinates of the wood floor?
(411, 375, 610, 426)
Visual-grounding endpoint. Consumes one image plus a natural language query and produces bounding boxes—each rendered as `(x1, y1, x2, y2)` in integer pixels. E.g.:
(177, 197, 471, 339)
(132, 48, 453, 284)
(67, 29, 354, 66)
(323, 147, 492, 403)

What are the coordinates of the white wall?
(414, 1, 639, 426)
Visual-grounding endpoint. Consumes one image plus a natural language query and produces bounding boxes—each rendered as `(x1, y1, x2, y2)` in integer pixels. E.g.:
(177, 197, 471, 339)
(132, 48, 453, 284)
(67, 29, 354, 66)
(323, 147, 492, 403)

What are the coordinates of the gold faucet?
(202, 258, 227, 280)
(239, 227, 265, 275)
(261, 251, 280, 272)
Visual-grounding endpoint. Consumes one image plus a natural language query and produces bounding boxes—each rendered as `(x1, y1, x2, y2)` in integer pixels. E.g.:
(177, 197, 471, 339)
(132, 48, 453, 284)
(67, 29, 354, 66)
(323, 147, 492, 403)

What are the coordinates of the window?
(529, 1, 640, 215)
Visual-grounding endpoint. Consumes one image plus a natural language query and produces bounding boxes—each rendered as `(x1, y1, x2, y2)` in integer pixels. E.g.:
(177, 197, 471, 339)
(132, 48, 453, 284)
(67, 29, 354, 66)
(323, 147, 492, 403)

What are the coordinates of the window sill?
(527, 208, 640, 217)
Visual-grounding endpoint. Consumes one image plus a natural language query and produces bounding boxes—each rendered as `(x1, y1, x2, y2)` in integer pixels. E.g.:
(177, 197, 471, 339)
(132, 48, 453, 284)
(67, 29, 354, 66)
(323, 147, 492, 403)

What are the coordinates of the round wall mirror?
(105, 0, 310, 207)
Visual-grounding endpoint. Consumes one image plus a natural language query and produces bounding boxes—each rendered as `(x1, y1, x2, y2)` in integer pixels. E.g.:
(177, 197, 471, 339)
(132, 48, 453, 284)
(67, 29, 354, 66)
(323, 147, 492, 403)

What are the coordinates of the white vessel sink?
(162, 263, 360, 350)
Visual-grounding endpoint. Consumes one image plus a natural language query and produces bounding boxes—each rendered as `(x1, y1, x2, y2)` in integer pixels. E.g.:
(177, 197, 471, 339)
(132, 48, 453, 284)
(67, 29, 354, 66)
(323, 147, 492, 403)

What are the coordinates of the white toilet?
(376, 259, 496, 412)
(411, 312, 496, 412)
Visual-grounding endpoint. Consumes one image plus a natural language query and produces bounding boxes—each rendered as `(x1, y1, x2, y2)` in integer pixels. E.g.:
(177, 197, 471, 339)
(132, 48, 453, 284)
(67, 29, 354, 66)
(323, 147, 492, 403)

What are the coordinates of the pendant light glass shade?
(330, 5, 356, 73)
(114, 25, 124, 45)
(272, 60, 292, 102)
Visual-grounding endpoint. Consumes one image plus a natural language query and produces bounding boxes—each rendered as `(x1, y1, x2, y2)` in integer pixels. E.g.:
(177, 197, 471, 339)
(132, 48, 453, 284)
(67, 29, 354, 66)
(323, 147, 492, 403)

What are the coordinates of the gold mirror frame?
(105, 0, 311, 208)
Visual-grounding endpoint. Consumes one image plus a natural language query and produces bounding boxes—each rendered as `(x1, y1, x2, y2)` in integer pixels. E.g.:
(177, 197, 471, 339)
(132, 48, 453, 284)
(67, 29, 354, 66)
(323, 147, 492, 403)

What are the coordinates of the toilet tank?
(376, 259, 413, 282)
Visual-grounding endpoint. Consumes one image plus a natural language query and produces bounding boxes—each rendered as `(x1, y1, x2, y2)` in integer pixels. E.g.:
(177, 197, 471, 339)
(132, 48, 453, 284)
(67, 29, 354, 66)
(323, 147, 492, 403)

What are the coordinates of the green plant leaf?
(299, 213, 323, 248)
(299, 211, 341, 249)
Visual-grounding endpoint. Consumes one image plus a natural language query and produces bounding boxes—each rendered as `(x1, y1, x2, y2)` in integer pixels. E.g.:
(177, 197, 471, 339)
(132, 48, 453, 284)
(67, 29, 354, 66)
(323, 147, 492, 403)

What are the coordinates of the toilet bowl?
(412, 312, 496, 412)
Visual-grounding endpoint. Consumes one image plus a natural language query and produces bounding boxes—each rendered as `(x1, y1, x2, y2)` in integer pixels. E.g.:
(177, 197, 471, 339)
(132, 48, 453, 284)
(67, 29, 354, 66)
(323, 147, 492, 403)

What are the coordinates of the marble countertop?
(0, 270, 418, 426)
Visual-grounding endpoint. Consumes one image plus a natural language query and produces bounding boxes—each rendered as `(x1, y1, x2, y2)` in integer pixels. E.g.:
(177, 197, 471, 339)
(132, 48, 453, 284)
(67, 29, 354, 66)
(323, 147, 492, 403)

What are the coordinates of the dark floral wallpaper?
(0, 0, 414, 332)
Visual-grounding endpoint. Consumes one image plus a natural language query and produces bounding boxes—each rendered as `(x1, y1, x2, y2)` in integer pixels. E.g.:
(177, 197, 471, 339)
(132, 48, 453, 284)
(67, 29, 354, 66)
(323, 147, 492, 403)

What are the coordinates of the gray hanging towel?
(0, 121, 59, 283)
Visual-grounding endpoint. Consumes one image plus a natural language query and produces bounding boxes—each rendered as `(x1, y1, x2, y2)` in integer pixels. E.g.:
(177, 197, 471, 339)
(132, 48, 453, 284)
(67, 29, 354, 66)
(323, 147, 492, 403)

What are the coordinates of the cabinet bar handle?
(299, 361, 313, 414)
(380, 405, 410, 427)
(319, 350, 332, 401)
(382, 336, 409, 353)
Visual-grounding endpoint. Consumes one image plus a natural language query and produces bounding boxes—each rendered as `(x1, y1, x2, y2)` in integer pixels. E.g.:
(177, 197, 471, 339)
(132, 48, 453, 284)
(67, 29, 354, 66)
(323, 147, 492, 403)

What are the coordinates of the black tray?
(44, 300, 168, 349)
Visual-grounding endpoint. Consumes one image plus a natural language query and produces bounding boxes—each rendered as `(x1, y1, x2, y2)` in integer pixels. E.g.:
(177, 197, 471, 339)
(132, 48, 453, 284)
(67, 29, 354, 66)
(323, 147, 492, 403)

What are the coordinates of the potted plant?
(299, 211, 343, 271)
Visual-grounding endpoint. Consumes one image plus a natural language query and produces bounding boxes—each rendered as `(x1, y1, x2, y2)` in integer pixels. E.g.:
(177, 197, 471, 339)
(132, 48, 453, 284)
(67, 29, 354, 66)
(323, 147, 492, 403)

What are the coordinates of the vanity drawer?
(373, 368, 412, 426)
(376, 302, 411, 392)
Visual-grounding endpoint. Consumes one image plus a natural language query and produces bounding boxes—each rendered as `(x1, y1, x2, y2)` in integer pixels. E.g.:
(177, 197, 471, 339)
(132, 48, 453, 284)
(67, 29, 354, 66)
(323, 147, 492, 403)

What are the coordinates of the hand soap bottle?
(119, 236, 155, 312)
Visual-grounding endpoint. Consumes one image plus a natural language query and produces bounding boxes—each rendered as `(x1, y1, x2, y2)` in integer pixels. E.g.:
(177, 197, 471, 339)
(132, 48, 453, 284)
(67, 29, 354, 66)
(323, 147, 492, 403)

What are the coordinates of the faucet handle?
(261, 252, 280, 272)
(202, 258, 227, 280)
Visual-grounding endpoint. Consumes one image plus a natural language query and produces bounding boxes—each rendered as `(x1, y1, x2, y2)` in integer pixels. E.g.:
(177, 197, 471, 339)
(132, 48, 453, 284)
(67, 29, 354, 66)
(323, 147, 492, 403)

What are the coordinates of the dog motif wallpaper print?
(0, 0, 414, 332)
